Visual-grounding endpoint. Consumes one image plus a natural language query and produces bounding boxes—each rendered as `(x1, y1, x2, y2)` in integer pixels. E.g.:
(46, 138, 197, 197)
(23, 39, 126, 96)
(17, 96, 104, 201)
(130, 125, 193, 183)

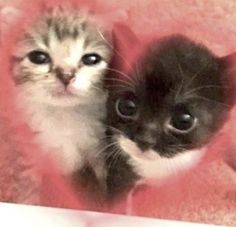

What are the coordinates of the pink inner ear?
(112, 22, 143, 75)
(113, 22, 140, 52)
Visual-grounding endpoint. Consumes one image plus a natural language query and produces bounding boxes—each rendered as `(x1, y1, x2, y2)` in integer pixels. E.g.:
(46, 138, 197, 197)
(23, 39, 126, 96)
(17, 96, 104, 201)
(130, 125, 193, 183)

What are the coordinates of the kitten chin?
(105, 34, 234, 200)
(118, 135, 205, 184)
(10, 5, 113, 186)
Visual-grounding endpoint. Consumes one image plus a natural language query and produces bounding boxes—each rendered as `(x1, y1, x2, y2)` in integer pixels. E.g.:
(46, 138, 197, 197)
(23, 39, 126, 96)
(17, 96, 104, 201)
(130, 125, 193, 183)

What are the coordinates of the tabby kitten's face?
(106, 35, 231, 183)
(12, 7, 112, 106)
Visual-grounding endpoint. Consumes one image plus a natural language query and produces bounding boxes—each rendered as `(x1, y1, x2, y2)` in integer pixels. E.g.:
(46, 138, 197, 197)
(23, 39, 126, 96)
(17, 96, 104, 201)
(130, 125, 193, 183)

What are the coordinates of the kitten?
(11, 5, 113, 184)
(105, 34, 233, 200)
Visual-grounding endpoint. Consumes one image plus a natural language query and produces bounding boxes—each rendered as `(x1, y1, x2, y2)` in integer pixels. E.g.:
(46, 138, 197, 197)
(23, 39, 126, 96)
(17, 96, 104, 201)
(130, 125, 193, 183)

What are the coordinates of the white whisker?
(184, 61, 210, 89)
(184, 85, 227, 97)
(97, 28, 134, 71)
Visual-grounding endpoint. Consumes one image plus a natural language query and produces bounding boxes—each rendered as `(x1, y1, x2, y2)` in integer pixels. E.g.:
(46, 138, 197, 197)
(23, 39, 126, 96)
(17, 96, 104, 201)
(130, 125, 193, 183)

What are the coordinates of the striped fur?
(11, 6, 113, 187)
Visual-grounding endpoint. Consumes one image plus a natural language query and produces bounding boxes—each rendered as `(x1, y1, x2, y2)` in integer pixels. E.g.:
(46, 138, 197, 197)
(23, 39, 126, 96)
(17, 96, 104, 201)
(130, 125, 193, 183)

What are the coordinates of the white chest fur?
(18, 92, 107, 175)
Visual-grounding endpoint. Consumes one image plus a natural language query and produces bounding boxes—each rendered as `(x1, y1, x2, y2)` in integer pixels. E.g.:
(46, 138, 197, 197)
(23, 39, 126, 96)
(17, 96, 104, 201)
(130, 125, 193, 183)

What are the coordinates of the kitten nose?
(55, 67, 76, 86)
(135, 133, 156, 151)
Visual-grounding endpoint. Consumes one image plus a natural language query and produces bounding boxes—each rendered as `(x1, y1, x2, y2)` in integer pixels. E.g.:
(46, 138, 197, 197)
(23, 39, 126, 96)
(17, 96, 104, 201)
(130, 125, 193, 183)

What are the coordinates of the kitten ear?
(220, 52, 236, 71)
(218, 52, 236, 106)
(112, 22, 139, 50)
(111, 22, 140, 71)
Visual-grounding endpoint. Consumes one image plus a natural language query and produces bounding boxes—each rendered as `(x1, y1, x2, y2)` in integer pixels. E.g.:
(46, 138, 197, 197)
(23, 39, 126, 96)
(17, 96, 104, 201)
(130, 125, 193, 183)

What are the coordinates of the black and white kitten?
(105, 34, 233, 199)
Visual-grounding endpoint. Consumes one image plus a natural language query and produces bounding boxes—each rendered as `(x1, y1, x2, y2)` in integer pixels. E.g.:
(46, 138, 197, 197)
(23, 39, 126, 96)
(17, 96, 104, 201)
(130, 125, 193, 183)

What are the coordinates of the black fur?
(104, 35, 233, 198)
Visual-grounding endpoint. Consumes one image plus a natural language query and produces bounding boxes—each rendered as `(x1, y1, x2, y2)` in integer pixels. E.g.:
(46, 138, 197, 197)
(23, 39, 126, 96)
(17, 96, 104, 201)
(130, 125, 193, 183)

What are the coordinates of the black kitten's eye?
(168, 105, 197, 133)
(28, 51, 51, 65)
(115, 96, 138, 119)
(82, 53, 102, 65)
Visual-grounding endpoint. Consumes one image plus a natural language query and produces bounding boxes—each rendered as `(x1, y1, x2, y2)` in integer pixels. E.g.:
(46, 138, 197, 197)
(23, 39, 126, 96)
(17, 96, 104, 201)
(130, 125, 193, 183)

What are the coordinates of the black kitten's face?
(106, 35, 231, 181)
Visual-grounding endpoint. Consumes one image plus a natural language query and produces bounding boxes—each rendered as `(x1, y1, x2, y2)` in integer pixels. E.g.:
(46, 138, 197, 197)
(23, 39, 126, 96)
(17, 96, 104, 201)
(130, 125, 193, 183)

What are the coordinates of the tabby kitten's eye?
(28, 51, 51, 65)
(82, 53, 102, 65)
(168, 104, 197, 133)
(116, 96, 138, 120)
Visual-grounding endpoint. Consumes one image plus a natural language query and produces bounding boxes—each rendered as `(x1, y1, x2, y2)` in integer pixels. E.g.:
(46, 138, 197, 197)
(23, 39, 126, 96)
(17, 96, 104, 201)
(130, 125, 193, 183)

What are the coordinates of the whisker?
(113, 147, 124, 168)
(184, 85, 228, 97)
(132, 62, 143, 86)
(105, 77, 134, 89)
(168, 144, 187, 152)
(105, 146, 121, 164)
(106, 83, 132, 88)
(96, 28, 133, 71)
(106, 84, 135, 92)
(97, 29, 139, 86)
(184, 61, 211, 89)
(107, 125, 124, 135)
(106, 68, 134, 83)
(90, 84, 103, 92)
(106, 69, 137, 89)
(100, 133, 114, 139)
(175, 62, 185, 100)
(96, 141, 119, 158)
(107, 147, 122, 169)
(190, 94, 230, 107)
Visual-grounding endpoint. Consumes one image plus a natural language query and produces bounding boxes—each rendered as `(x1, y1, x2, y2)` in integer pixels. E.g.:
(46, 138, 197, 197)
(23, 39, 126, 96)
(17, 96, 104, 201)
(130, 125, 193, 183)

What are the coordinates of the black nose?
(55, 67, 76, 86)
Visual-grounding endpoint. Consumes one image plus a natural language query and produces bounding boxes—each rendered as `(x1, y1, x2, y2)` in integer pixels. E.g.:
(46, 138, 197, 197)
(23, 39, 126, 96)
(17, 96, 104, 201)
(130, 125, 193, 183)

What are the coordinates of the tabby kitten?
(11, 6, 113, 182)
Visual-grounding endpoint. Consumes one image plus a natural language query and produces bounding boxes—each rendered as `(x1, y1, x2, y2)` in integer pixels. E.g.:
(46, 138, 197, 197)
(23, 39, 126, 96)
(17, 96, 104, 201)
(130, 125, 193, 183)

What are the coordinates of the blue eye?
(28, 51, 51, 65)
(82, 53, 102, 65)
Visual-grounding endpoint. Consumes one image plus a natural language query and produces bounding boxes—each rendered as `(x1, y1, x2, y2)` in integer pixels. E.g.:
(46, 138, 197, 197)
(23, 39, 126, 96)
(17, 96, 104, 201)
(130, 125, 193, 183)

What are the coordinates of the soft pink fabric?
(0, 0, 236, 225)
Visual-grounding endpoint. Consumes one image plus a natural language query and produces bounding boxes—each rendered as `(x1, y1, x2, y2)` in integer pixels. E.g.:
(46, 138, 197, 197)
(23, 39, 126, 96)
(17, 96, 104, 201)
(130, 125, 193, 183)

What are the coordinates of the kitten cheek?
(96, 61, 108, 70)
(118, 135, 205, 182)
(21, 59, 51, 75)
(29, 65, 50, 75)
(71, 65, 106, 91)
(132, 148, 206, 184)
(118, 135, 159, 161)
(72, 74, 92, 91)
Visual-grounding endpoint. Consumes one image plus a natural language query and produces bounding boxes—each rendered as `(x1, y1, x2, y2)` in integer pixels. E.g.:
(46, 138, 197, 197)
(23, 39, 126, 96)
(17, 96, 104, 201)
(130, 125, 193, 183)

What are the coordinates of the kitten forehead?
(13, 7, 112, 67)
(18, 7, 111, 54)
(122, 35, 227, 110)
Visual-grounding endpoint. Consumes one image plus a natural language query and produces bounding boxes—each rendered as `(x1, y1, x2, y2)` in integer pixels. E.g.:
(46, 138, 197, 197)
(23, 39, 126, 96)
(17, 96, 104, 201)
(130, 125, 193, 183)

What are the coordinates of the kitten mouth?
(53, 87, 75, 97)
(118, 135, 158, 161)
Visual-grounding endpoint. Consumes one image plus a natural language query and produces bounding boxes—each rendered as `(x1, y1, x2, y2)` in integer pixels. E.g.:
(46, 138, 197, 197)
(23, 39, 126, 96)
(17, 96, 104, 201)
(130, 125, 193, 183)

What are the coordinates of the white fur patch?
(118, 135, 205, 185)
(72, 61, 107, 92)
(16, 85, 108, 176)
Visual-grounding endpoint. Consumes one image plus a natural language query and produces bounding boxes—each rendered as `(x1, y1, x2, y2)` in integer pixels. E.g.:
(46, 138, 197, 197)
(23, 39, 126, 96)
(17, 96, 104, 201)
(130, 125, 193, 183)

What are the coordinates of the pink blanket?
(0, 0, 236, 225)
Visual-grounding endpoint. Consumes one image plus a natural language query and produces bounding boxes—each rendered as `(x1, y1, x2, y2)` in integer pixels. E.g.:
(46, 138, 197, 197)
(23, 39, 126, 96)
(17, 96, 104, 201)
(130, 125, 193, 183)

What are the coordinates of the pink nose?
(55, 67, 76, 86)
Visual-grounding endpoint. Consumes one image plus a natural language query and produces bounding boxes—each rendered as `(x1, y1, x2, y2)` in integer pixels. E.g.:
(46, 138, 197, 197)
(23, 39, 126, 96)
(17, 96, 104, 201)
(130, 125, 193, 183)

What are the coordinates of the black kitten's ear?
(219, 52, 236, 71)
(111, 23, 140, 71)
(218, 52, 236, 107)
(112, 22, 140, 60)
(112, 22, 139, 51)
